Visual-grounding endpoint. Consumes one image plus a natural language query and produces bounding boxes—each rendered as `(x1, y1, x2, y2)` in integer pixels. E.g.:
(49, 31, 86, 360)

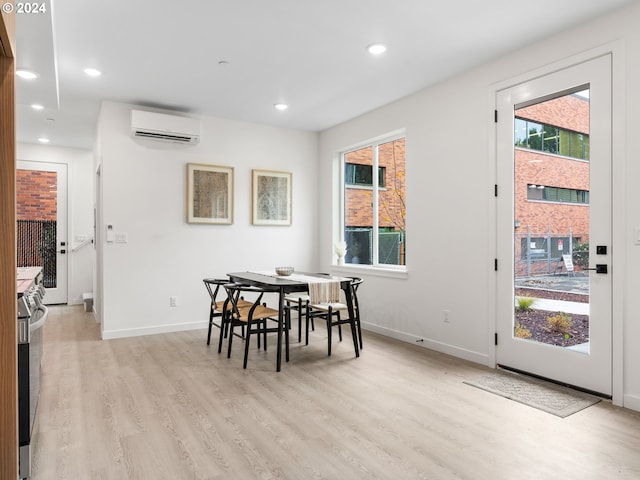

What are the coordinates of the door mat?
(464, 370, 601, 418)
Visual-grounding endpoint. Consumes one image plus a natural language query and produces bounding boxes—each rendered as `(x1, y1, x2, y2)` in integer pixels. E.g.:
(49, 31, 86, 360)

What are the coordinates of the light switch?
(106, 225, 115, 243)
(115, 233, 128, 243)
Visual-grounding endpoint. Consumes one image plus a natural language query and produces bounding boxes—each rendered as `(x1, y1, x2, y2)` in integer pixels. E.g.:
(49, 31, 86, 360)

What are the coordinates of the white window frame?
(336, 130, 407, 275)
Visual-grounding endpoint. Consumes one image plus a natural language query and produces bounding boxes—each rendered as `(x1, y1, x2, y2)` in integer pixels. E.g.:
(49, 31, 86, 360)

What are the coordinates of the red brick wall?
(514, 149, 589, 235)
(345, 138, 406, 230)
(16, 170, 57, 220)
(517, 94, 589, 133)
(515, 91, 590, 234)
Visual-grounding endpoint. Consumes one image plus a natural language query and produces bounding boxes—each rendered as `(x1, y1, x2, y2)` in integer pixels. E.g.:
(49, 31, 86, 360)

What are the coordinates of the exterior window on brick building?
(527, 184, 589, 204)
(515, 117, 590, 161)
(345, 163, 386, 187)
(341, 135, 406, 267)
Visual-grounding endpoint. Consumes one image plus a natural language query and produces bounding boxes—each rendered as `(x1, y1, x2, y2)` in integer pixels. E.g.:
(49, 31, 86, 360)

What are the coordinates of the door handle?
(585, 264, 608, 274)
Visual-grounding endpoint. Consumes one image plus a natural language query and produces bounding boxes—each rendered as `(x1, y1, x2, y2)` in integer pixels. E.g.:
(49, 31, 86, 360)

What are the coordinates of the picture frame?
(187, 163, 234, 224)
(252, 169, 292, 226)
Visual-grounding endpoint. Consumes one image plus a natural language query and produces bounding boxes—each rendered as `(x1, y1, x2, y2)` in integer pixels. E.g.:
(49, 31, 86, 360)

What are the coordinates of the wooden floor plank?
(31, 306, 640, 479)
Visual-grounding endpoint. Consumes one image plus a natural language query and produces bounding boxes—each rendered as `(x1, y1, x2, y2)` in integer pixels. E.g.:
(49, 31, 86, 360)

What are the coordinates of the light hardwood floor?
(32, 306, 640, 479)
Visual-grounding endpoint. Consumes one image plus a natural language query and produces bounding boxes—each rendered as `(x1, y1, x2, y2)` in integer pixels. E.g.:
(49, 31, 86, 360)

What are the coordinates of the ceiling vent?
(131, 109, 200, 145)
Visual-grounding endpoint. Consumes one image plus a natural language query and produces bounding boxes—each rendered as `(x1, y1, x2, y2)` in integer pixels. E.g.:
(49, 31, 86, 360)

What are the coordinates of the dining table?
(226, 271, 359, 371)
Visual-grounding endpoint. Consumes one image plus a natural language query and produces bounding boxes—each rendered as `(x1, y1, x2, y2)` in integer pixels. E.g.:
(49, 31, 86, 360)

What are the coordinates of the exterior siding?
(16, 169, 57, 220)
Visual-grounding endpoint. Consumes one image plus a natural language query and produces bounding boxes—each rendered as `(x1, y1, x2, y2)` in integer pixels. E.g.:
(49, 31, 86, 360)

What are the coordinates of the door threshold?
(497, 364, 611, 400)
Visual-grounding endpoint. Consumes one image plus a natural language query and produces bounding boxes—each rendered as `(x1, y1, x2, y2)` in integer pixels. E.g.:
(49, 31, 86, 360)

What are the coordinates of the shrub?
(516, 297, 536, 311)
(546, 312, 573, 333)
(573, 242, 589, 269)
(515, 323, 532, 339)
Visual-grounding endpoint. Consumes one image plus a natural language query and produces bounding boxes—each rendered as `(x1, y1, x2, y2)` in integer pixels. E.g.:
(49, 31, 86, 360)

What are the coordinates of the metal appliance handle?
(30, 305, 48, 332)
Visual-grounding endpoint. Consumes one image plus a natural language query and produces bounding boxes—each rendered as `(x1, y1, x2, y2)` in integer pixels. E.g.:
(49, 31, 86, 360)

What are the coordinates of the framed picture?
(187, 163, 233, 224)
(252, 169, 292, 226)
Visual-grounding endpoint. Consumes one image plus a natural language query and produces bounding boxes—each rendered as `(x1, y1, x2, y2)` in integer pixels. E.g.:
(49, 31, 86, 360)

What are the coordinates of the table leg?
(276, 288, 284, 371)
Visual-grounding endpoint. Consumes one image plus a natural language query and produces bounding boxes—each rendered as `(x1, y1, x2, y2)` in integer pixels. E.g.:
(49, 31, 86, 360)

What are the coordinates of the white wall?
(17, 143, 94, 305)
(95, 101, 319, 339)
(319, 2, 640, 410)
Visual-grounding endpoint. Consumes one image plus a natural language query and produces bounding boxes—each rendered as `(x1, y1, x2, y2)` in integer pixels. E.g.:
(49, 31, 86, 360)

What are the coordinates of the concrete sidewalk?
(515, 297, 589, 315)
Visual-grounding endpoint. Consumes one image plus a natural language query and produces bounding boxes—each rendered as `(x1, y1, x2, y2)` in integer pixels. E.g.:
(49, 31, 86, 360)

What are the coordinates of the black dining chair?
(348, 276, 364, 349)
(203, 278, 251, 348)
(223, 283, 289, 369)
(284, 272, 331, 341)
(284, 292, 311, 342)
(306, 277, 363, 356)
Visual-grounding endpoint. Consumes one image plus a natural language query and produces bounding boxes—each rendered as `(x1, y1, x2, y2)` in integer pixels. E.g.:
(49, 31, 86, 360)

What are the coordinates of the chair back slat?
(203, 278, 230, 307)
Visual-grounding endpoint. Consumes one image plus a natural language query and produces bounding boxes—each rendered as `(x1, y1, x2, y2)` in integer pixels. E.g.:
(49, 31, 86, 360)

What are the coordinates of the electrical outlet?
(443, 310, 450, 323)
(170, 296, 178, 307)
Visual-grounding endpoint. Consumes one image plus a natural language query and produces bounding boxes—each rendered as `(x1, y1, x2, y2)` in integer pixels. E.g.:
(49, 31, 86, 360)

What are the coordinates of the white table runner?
(252, 271, 341, 304)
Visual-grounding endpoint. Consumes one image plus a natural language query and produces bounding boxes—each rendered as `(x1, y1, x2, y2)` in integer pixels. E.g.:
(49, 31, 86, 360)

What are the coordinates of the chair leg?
(207, 310, 214, 345)
(327, 306, 333, 356)
(356, 313, 363, 349)
(349, 316, 360, 358)
(297, 300, 302, 343)
(227, 321, 235, 358)
(262, 319, 268, 351)
(243, 322, 252, 369)
(284, 316, 290, 362)
(337, 313, 343, 342)
(218, 316, 226, 354)
(257, 321, 261, 349)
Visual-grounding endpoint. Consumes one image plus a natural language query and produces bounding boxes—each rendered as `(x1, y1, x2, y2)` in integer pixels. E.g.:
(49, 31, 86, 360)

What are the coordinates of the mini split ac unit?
(131, 109, 201, 145)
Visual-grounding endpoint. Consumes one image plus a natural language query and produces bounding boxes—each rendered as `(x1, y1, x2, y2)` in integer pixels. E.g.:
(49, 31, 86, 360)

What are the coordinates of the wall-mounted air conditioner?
(131, 109, 201, 145)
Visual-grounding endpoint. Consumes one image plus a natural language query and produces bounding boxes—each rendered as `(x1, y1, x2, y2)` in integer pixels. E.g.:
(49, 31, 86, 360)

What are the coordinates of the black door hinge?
(494, 259, 498, 271)
(494, 110, 498, 123)
(494, 184, 498, 197)
(495, 333, 498, 345)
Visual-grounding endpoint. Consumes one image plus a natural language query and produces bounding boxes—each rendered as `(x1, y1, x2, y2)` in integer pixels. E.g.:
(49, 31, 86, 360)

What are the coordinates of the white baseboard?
(623, 394, 640, 412)
(362, 322, 490, 366)
(102, 321, 206, 340)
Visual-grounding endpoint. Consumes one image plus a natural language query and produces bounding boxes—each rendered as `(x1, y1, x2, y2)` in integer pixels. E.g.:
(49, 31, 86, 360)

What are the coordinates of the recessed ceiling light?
(38, 137, 50, 144)
(367, 43, 387, 55)
(16, 69, 39, 80)
(83, 68, 102, 77)
(31, 104, 44, 110)
(274, 103, 288, 111)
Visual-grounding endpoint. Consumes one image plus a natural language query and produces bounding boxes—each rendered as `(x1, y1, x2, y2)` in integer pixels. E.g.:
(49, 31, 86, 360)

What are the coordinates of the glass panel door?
(496, 55, 612, 395)
(17, 161, 68, 304)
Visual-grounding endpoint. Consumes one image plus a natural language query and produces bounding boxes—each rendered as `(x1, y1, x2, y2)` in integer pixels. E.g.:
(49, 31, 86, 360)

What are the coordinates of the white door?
(496, 55, 612, 395)
(17, 161, 68, 304)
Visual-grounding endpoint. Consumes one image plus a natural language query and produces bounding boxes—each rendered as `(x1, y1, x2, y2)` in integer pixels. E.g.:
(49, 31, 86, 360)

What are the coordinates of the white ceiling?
(15, 0, 638, 150)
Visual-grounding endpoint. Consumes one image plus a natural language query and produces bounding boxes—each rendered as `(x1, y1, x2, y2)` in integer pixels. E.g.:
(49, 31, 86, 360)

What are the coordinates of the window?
(345, 163, 386, 187)
(515, 117, 589, 161)
(520, 236, 581, 261)
(527, 184, 589, 204)
(341, 135, 406, 267)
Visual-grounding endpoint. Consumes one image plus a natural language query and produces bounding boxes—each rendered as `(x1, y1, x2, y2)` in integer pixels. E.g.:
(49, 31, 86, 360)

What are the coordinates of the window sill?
(330, 263, 408, 280)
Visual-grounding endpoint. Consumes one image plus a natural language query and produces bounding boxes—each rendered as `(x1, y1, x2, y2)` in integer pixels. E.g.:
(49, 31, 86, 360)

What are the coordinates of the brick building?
(16, 169, 58, 286)
(514, 92, 590, 276)
(16, 170, 57, 221)
(344, 138, 406, 265)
